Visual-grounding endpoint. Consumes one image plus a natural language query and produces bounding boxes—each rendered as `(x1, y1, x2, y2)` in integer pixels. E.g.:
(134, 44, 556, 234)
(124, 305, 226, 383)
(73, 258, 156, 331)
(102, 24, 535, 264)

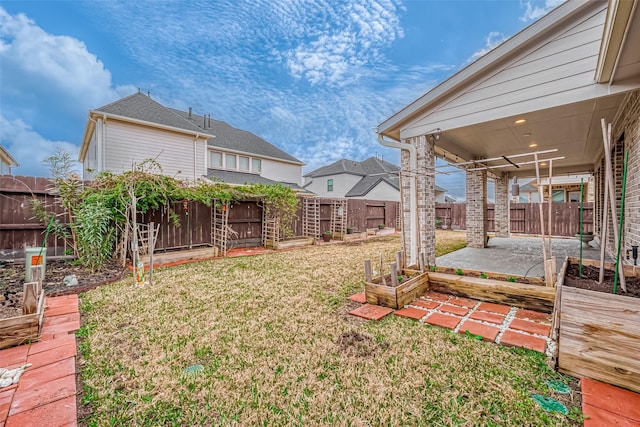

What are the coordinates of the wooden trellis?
(211, 201, 229, 256)
(330, 198, 348, 237)
(136, 223, 160, 256)
(302, 197, 320, 239)
(262, 217, 279, 249)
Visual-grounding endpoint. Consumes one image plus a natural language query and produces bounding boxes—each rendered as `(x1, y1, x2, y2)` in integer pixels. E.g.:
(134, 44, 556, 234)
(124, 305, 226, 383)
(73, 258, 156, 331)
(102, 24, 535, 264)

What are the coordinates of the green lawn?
(77, 233, 579, 426)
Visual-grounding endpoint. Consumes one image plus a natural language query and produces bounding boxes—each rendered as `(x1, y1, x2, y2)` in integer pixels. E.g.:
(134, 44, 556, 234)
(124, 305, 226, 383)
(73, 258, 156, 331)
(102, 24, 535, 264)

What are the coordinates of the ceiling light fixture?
(523, 133, 532, 137)
(529, 143, 538, 147)
(514, 119, 526, 124)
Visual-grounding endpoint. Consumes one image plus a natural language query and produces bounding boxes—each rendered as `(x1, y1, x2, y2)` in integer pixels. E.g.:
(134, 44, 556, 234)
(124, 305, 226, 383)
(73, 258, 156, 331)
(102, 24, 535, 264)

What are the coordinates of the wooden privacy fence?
(0, 175, 68, 258)
(435, 202, 593, 236)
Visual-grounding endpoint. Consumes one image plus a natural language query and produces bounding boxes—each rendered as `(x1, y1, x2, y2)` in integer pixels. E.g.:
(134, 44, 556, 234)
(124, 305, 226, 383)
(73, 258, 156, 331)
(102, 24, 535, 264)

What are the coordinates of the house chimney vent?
(147, 91, 150, 97)
(188, 107, 192, 118)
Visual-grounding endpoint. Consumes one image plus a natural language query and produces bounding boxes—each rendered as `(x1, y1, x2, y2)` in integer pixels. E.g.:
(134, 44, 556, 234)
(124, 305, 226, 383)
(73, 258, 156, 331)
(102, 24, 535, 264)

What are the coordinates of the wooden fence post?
(396, 251, 403, 271)
(390, 262, 398, 286)
(364, 259, 372, 282)
(23, 282, 38, 315)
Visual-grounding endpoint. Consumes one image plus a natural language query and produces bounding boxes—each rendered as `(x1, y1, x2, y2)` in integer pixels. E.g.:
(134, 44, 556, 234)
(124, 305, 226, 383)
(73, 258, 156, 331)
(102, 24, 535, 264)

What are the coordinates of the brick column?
(400, 135, 436, 266)
(494, 174, 510, 237)
(466, 168, 487, 248)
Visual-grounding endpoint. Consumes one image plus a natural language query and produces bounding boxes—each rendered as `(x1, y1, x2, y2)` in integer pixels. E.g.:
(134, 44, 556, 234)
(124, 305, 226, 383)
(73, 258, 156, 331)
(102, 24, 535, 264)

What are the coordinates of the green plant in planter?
(456, 268, 464, 276)
(378, 224, 385, 229)
(430, 265, 438, 272)
(397, 275, 403, 283)
(479, 272, 488, 279)
(507, 276, 517, 283)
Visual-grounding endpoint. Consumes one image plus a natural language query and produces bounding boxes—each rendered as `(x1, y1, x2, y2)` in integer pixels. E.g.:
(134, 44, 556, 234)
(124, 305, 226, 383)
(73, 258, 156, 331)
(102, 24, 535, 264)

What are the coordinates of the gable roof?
(345, 175, 399, 197)
(0, 144, 19, 167)
(171, 109, 303, 165)
(304, 157, 400, 178)
(94, 92, 211, 136)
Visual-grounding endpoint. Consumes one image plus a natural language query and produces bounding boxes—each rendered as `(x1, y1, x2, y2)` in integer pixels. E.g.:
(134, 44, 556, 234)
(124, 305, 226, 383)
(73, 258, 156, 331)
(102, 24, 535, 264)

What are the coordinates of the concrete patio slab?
(436, 235, 608, 277)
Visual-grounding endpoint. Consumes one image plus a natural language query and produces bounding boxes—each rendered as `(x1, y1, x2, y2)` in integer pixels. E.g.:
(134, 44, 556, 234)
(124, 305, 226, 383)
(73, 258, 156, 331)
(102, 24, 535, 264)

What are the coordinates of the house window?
(552, 189, 565, 203)
(225, 154, 237, 169)
(238, 156, 250, 171)
(327, 179, 333, 192)
(568, 191, 581, 202)
(209, 151, 222, 168)
(252, 158, 262, 173)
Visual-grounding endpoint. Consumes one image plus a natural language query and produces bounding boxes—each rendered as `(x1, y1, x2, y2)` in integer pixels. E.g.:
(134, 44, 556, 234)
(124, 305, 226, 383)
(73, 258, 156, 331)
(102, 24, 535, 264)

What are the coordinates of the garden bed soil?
(435, 267, 543, 285)
(564, 263, 640, 298)
(0, 259, 124, 320)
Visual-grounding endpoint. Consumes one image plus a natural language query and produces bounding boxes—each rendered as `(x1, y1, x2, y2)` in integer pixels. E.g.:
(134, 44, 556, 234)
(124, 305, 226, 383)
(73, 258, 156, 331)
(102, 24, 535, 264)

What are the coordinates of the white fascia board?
(377, 0, 599, 138)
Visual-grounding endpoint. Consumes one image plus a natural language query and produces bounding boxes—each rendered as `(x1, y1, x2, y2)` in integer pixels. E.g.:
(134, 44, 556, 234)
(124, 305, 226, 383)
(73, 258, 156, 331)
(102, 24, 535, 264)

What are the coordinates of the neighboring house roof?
(345, 175, 399, 197)
(171, 109, 303, 165)
(304, 157, 399, 178)
(518, 180, 537, 192)
(444, 195, 456, 202)
(205, 169, 306, 192)
(0, 144, 19, 167)
(305, 156, 448, 198)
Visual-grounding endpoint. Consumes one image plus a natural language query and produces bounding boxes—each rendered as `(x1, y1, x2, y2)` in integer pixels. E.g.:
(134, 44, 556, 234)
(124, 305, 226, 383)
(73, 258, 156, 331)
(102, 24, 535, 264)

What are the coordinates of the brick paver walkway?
(348, 290, 552, 353)
(0, 295, 79, 427)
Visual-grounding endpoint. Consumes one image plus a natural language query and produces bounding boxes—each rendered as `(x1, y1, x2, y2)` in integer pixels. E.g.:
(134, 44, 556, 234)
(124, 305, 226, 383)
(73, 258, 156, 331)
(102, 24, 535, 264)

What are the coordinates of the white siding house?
(79, 92, 304, 188)
(0, 145, 19, 175)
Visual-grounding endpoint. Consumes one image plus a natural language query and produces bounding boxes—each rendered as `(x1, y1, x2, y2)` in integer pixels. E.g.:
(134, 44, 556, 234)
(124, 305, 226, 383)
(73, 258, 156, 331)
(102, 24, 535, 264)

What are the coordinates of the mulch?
(0, 259, 125, 319)
(564, 262, 640, 298)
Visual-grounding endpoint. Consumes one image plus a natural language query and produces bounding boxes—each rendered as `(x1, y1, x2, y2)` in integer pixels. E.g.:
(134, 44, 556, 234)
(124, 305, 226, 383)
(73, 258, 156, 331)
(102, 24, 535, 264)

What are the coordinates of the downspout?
(101, 114, 107, 173)
(378, 133, 418, 265)
(87, 115, 98, 179)
(194, 133, 200, 181)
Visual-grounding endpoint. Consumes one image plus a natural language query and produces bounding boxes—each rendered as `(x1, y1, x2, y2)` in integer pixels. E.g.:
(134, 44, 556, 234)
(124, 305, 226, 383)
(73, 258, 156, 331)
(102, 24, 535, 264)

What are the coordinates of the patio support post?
(400, 135, 436, 266)
(494, 173, 510, 237)
(465, 167, 488, 248)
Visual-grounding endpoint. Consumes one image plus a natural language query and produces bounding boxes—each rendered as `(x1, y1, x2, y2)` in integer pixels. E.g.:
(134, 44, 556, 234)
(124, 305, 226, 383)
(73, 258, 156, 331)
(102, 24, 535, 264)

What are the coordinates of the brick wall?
(401, 135, 436, 265)
(494, 174, 510, 237)
(466, 168, 487, 248)
(612, 90, 640, 261)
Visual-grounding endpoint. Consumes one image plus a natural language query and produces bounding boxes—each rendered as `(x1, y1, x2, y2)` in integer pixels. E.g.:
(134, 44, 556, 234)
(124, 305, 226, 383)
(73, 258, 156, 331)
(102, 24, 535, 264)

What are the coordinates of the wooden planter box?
(343, 231, 367, 242)
(0, 290, 46, 350)
(269, 237, 314, 250)
(555, 257, 640, 394)
(365, 270, 429, 309)
(428, 270, 555, 313)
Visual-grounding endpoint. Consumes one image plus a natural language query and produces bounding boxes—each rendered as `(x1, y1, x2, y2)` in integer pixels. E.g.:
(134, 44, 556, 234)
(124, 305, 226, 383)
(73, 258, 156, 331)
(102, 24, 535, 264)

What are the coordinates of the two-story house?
(78, 91, 304, 187)
(303, 157, 448, 202)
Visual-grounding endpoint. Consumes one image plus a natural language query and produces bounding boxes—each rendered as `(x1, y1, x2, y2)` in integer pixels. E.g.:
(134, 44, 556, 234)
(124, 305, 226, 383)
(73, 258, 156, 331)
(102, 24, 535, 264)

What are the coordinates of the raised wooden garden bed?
(365, 269, 429, 309)
(343, 231, 367, 242)
(555, 257, 640, 394)
(268, 237, 314, 250)
(428, 268, 554, 313)
(0, 287, 45, 350)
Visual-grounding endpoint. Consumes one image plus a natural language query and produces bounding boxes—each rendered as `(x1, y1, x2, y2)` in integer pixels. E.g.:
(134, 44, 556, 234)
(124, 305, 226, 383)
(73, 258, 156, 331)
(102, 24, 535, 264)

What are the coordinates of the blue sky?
(0, 0, 562, 198)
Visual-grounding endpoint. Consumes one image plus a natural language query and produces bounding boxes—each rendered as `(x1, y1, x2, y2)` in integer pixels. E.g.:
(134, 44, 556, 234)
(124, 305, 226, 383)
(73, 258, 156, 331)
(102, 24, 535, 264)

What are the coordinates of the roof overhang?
(0, 145, 19, 167)
(377, 0, 640, 179)
(79, 110, 214, 161)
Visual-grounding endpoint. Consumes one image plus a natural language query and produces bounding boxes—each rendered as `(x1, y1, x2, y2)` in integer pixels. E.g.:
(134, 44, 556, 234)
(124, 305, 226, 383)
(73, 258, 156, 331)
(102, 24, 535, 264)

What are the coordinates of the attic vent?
(147, 91, 151, 97)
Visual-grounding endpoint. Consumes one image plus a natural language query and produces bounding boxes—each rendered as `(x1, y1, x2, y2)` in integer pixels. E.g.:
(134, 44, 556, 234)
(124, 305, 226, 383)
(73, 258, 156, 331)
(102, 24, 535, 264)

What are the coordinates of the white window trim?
(208, 149, 263, 174)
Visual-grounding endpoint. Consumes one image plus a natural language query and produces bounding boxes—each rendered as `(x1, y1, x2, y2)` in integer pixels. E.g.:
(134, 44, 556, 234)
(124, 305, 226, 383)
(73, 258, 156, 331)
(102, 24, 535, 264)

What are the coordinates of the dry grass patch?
(435, 229, 467, 257)
(77, 235, 580, 426)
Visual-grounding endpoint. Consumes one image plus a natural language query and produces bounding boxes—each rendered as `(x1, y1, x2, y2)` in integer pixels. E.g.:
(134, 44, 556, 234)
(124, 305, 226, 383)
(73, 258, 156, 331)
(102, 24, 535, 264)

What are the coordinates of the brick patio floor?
(348, 290, 552, 353)
(0, 295, 79, 427)
(348, 290, 640, 425)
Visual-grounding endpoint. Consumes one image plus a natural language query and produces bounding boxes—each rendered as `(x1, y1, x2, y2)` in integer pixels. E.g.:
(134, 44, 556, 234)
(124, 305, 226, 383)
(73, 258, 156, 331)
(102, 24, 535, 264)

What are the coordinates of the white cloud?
(0, 116, 80, 177)
(0, 8, 135, 112)
(468, 31, 509, 62)
(282, 0, 404, 86)
(520, 0, 565, 22)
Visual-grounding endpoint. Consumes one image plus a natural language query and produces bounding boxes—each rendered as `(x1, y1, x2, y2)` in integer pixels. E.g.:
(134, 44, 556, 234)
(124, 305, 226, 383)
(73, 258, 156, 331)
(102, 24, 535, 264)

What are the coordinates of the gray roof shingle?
(94, 92, 211, 136)
(171, 109, 303, 164)
(206, 169, 306, 192)
(306, 156, 448, 198)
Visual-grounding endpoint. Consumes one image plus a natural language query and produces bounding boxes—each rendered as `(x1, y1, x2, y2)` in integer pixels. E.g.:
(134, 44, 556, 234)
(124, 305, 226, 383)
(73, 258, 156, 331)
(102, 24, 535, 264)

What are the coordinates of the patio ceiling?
(434, 92, 627, 178)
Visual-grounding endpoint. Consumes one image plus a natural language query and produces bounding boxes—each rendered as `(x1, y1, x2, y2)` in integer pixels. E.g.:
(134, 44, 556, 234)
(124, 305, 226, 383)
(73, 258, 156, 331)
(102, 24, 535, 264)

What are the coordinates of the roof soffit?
(377, 0, 605, 140)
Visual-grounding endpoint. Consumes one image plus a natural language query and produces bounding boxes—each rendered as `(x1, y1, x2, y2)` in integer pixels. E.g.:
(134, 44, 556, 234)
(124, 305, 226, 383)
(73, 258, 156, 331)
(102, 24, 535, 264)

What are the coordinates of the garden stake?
(534, 153, 551, 286)
(579, 178, 583, 277)
(601, 120, 626, 291)
(613, 151, 629, 294)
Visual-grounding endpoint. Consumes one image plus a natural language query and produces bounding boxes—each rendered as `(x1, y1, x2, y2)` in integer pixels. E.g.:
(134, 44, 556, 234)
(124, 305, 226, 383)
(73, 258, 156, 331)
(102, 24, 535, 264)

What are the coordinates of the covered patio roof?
(378, 0, 640, 178)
